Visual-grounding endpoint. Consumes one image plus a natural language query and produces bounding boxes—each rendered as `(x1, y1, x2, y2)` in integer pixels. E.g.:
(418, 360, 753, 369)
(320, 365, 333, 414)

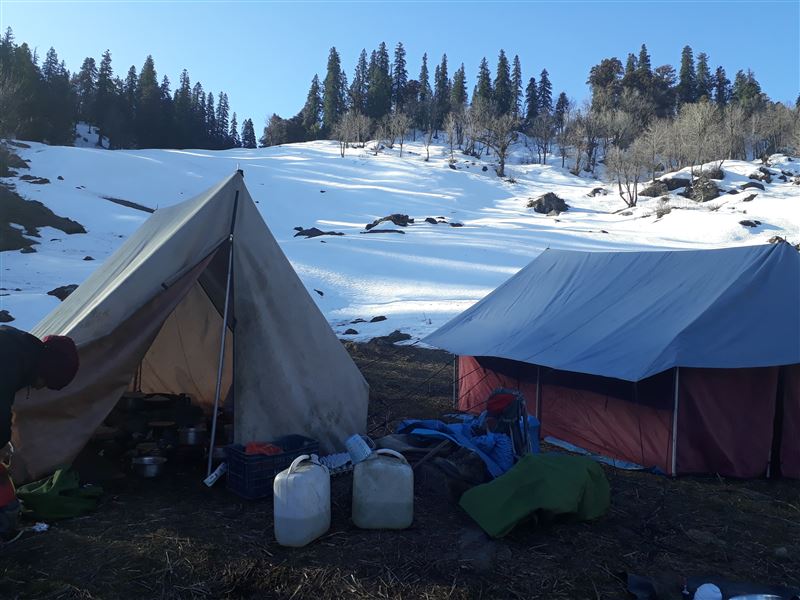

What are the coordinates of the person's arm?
(0, 385, 13, 449)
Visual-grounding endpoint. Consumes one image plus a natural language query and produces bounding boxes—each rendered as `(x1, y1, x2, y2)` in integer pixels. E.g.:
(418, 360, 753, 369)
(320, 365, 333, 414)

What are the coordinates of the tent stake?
(670, 367, 680, 477)
(207, 186, 240, 478)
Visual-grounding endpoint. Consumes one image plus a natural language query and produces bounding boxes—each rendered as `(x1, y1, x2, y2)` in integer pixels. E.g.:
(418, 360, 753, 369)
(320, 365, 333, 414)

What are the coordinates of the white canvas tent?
(11, 171, 369, 482)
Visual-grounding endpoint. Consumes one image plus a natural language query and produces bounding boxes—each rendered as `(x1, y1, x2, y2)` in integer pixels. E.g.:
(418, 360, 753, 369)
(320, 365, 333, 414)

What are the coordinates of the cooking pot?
(132, 456, 167, 478)
(179, 426, 207, 446)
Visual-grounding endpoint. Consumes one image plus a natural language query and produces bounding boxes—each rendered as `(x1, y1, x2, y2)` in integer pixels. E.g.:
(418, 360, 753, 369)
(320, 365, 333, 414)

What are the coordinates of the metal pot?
(178, 426, 207, 446)
(132, 456, 167, 478)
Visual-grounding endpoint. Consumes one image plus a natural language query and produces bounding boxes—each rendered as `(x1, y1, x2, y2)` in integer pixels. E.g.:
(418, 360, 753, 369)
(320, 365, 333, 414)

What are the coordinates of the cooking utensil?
(132, 456, 167, 478)
(179, 426, 207, 446)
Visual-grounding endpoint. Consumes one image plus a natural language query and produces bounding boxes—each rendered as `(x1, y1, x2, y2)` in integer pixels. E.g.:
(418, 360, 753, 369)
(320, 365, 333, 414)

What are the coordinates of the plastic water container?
(352, 449, 413, 529)
(273, 454, 330, 547)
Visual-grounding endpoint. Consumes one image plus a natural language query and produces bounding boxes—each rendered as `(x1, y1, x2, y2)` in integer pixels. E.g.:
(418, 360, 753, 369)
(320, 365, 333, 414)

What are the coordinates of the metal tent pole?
(670, 367, 680, 477)
(207, 187, 240, 477)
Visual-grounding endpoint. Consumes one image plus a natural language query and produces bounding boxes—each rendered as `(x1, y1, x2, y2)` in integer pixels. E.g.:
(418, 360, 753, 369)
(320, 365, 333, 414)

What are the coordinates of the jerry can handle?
(374, 449, 408, 463)
(288, 454, 311, 474)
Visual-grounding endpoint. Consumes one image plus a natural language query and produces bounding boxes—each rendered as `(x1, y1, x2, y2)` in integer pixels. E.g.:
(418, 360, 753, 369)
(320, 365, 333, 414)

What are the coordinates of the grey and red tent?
(424, 243, 800, 478)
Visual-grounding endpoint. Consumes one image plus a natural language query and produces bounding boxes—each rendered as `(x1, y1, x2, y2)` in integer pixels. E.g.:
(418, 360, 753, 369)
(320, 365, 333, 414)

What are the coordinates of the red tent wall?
(675, 367, 778, 478)
(458, 356, 800, 478)
(779, 365, 800, 478)
(458, 356, 674, 473)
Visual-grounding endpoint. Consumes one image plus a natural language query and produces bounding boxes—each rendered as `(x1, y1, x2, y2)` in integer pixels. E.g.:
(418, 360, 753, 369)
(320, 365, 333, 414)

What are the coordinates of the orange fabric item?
(245, 442, 282, 456)
(0, 463, 16, 507)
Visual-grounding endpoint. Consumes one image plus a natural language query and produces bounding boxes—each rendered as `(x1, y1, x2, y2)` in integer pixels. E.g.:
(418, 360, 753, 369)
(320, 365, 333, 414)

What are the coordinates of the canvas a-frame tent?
(424, 244, 800, 479)
(12, 171, 369, 483)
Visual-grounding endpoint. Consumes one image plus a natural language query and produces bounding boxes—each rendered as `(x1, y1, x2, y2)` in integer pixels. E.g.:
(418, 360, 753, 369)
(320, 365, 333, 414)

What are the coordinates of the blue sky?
(2, 0, 798, 130)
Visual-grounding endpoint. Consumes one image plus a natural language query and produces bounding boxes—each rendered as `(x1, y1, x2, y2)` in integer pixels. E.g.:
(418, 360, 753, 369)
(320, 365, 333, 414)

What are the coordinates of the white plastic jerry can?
(273, 454, 331, 547)
(352, 449, 414, 529)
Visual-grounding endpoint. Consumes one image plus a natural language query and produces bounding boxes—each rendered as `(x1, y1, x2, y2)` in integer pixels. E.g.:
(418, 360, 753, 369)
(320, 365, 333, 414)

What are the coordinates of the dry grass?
(2, 340, 798, 599)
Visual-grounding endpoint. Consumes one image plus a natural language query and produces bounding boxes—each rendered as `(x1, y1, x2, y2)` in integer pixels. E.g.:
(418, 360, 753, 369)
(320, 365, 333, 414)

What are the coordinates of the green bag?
(16, 468, 103, 520)
(459, 453, 610, 538)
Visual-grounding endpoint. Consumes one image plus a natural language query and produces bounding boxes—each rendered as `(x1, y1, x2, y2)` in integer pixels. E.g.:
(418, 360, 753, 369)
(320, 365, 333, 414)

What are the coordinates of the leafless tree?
(476, 113, 519, 177)
(529, 114, 554, 165)
(390, 111, 411, 157)
(444, 112, 458, 160)
(606, 139, 648, 207)
(677, 100, 721, 177)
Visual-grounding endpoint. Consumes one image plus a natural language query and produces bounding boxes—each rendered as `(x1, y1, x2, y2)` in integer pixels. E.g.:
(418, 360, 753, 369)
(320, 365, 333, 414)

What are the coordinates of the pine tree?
(433, 53, 450, 129)
(135, 56, 161, 148)
(450, 63, 467, 113)
(392, 42, 408, 110)
(473, 57, 493, 110)
(554, 92, 569, 131)
(74, 56, 97, 122)
(418, 52, 431, 103)
(205, 92, 216, 144)
(676, 45, 696, 106)
(190, 81, 206, 147)
(622, 53, 638, 91)
(511, 54, 522, 119)
(731, 69, 764, 115)
(637, 44, 652, 78)
(416, 52, 432, 131)
(524, 76, 538, 124)
(301, 74, 323, 139)
(493, 50, 512, 116)
(94, 50, 114, 144)
(229, 112, 240, 147)
(695, 52, 712, 101)
(241, 117, 257, 148)
(322, 47, 346, 133)
(349, 49, 368, 114)
(714, 66, 730, 107)
(41, 48, 75, 144)
(537, 68, 552, 115)
(366, 42, 391, 120)
(216, 91, 230, 144)
(173, 69, 192, 147)
(635, 44, 653, 97)
(159, 75, 173, 147)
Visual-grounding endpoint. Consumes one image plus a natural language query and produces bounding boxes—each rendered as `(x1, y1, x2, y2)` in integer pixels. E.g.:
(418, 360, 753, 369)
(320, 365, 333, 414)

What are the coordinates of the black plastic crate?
(225, 434, 319, 500)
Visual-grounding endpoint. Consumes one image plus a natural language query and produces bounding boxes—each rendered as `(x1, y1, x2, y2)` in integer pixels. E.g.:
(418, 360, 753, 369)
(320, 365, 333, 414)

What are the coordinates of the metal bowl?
(132, 456, 167, 478)
(178, 426, 207, 446)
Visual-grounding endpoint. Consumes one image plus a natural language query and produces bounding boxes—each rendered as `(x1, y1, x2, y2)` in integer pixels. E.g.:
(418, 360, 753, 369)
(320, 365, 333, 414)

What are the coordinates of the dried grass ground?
(1, 340, 799, 599)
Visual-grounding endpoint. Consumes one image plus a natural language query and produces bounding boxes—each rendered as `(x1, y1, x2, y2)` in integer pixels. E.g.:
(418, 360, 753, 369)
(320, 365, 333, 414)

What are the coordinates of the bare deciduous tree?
(606, 139, 648, 207)
(390, 111, 411, 157)
(444, 112, 458, 160)
(476, 113, 519, 177)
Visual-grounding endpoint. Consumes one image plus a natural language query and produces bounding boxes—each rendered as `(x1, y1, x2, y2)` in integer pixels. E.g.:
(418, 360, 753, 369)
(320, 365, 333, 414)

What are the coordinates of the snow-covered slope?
(1, 137, 799, 340)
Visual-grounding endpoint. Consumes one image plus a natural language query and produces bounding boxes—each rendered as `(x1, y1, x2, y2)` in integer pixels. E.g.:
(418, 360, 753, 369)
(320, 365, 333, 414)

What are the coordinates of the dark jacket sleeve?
(0, 326, 43, 447)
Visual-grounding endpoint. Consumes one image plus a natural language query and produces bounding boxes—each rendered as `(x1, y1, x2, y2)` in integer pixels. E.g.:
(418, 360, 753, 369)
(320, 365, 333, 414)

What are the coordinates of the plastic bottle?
(352, 449, 413, 529)
(273, 454, 330, 547)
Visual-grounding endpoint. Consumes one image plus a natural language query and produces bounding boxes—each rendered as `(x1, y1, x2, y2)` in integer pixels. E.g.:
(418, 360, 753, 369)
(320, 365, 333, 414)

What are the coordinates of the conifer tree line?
(585, 44, 798, 206)
(264, 41, 798, 181)
(0, 28, 257, 149)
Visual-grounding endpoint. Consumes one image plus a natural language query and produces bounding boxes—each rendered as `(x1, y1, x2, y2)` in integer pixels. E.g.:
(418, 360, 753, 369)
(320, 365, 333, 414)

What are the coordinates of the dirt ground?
(2, 339, 799, 599)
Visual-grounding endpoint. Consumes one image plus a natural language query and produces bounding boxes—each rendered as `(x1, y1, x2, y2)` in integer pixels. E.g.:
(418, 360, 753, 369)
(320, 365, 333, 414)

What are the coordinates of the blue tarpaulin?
(424, 244, 800, 382)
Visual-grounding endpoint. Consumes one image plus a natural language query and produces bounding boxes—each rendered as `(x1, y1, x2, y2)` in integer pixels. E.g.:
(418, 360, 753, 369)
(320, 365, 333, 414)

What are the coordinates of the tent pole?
(452, 356, 457, 408)
(670, 367, 680, 477)
(535, 366, 541, 420)
(207, 187, 241, 478)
